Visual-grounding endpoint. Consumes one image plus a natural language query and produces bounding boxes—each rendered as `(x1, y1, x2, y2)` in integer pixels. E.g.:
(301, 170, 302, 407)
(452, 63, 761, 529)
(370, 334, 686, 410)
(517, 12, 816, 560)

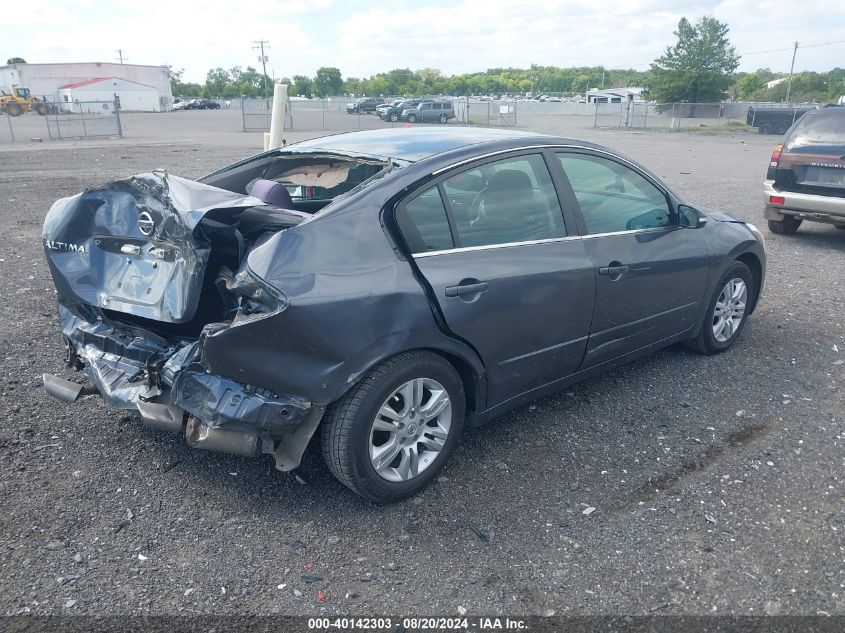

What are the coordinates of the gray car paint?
(43, 128, 766, 450)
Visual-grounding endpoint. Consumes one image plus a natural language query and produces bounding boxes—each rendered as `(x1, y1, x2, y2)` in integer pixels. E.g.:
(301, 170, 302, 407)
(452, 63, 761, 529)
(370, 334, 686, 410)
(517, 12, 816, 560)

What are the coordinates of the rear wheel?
(407, 113, 417, 123)
(34, 102, 49, 115)
(320, 351, 465, 503)
(686, 262, 753, 355)
(774, 123, 789, 135)
(767, 216, 802, 234)
(438, 113, 448, 124)
(5, 102, 23, 117)
(758, 123, 772, 134)
(390, 112, 399, 122)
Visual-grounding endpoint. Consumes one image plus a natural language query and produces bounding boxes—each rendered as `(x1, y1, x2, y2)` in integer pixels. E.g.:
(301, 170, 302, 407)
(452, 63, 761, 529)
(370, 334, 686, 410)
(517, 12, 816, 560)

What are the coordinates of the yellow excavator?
(0, 87, 55, 116)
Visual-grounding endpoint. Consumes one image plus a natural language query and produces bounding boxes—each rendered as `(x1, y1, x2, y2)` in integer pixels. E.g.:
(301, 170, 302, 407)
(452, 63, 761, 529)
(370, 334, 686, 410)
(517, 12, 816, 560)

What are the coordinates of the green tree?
(649, 16, 740, 105)
(737, 73, 765, 100)
(291, 75, 313, 97)
(170, 68, 202, 97)
(314, 67, 343, 97)
(205, 67, 231, 97)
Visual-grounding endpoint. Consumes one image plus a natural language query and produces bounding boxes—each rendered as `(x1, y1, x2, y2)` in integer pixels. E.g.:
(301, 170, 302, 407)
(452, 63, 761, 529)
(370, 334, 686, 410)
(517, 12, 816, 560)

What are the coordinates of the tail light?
(769, 196, 785, 205)
(769, 144, 783, 168)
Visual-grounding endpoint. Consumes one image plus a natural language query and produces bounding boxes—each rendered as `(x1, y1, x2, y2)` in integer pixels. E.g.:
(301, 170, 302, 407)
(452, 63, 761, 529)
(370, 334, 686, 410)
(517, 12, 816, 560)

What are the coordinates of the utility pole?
(785, 41, 798, 105)
(253, 40, 270, 98)
(115, 49, 126, 64)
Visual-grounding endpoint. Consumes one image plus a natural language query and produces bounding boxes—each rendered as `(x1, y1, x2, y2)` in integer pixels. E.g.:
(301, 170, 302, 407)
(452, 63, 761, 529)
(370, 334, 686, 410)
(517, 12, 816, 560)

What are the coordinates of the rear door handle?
(445, 281, 488, 297)
(598, 263, 629, 279)
(598, 265, 629, 275)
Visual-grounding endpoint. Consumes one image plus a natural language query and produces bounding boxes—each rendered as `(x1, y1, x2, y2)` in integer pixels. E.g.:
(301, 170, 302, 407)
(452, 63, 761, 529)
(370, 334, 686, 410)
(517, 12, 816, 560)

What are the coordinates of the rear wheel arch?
(329, 346, 484, 419)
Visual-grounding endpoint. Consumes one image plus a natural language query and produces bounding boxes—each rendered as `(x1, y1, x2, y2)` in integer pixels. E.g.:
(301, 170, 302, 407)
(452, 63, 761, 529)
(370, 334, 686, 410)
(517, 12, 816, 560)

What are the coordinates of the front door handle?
(598, 262, 629, 280)
(445, 280, 488, 297)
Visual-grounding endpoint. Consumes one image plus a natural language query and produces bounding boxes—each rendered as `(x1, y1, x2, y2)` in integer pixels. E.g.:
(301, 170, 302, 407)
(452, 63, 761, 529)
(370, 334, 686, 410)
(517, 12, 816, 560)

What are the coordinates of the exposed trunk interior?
(46, 153, 392, 340)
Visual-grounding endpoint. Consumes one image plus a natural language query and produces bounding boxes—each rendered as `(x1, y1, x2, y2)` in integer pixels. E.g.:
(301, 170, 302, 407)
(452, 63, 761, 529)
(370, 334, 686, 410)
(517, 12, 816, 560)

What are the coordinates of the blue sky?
(3, 0, 844, 82)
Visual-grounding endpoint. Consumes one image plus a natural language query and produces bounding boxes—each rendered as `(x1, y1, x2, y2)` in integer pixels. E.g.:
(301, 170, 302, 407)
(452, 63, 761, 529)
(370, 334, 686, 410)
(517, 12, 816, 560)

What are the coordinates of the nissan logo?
(137, 211, 155, 236)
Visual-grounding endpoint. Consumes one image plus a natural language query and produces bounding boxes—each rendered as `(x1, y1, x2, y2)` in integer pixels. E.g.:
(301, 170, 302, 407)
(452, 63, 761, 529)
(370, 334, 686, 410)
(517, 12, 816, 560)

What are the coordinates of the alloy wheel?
(369, 378, 452, 482)
(712, 278, 747, 342)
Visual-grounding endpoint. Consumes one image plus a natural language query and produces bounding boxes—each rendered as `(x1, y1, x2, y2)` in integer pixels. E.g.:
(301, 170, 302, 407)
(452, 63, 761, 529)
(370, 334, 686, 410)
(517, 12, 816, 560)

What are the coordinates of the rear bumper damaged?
(46, 305, 323, 470)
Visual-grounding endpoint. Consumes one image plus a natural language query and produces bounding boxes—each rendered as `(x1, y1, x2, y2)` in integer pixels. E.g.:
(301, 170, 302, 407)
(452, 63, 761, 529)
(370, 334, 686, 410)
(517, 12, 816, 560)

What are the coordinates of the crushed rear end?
(41, 154, 392, 468)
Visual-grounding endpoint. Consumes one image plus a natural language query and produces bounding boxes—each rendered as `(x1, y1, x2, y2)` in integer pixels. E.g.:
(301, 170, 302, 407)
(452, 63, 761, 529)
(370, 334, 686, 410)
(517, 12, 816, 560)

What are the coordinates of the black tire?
(6, 102, 23, 117)
(758, 123, 772, 134)
(774, 123, 788, 135)
(320, 351, 465, 503)
(685, 261, 754, 355)
(407, 113, 417, 123)
(767, 216, 802, 234)
(438, 113, 448, 124)
(34, 102, 48, 115)
(390, 112, 399, 122)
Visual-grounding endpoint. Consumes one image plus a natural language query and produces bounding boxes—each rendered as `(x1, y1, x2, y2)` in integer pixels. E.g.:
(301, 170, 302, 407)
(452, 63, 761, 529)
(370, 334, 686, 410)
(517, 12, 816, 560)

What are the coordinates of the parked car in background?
(42, 127, 765, 503)
(763, 107, 845, 233)
(401, 101, 455, 124)
(172, 99, 186, 111)
(380, 99, 432, 122)
(346, 97, 385, 114)
(746, 105, 818, 135)
(376, 99, 403, 118)
(185, 99, 220, 110)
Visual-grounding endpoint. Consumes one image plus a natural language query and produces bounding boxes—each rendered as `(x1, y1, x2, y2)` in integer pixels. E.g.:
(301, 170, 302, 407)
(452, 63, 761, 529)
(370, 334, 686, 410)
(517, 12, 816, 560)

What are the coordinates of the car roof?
(288, 127, 551, 162)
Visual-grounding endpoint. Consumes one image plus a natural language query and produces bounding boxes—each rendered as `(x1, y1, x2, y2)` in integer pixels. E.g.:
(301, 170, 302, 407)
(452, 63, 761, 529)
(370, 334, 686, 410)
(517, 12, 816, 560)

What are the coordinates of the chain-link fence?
(1, 98, 122, 144)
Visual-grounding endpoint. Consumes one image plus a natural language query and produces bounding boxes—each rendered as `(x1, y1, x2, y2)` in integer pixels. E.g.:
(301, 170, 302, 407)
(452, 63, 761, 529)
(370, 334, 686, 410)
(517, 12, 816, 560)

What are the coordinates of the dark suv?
(185, 99, 220, 110)
(401, 100, 455, 124)
(379, 99, 432, 122)
(763, 107, 845, 233)
(346, 97, 384, 114)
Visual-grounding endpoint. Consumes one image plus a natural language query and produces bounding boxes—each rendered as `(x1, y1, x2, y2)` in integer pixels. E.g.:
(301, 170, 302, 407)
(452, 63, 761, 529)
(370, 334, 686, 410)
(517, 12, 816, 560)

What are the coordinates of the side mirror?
(679, 204, 708, 229)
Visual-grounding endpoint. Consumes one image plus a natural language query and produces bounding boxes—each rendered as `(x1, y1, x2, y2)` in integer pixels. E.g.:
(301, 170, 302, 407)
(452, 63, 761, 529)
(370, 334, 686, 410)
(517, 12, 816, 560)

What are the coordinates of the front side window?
(395, 186, 454, 254)
(556, 153, 672, 234)
(442, 153, 566, 247)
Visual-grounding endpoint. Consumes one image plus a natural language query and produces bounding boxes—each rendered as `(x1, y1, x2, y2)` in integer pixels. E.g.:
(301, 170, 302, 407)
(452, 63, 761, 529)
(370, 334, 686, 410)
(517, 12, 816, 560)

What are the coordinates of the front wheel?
(767, 216, 802, 234)
(390, 112, 399, 122)
(407, 114, 417, 123)
(686, 262, 754, 355)
(320, 351, 465, 503)
(438, 113, 448, 123)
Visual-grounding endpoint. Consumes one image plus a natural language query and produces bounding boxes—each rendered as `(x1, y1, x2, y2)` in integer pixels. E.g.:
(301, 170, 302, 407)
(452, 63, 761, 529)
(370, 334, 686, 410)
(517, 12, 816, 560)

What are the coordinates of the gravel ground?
(0, 126, 843, 617)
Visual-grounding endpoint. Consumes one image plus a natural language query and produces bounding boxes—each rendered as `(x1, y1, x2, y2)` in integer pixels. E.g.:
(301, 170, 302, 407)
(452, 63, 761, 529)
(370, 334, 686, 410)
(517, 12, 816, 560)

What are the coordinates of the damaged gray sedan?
(43, 128, 766, 502)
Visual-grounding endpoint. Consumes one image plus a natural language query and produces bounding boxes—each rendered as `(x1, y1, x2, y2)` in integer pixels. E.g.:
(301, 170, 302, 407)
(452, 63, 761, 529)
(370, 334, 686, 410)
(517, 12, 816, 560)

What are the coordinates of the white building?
(58, 77, 161, 112)
(766, 77, 788, 90)
(0, 61, 173, 110)
(586, 87, 646, 104)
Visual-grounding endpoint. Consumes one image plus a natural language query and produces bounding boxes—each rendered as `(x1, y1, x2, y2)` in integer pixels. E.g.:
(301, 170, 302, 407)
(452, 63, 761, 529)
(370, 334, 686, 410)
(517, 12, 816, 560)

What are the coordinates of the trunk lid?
(43, 172, 266, 324)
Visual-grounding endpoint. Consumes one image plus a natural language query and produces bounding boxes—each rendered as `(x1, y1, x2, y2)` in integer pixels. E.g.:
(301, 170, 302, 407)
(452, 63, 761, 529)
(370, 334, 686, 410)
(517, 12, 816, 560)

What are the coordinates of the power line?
(600, 37, 845, 70)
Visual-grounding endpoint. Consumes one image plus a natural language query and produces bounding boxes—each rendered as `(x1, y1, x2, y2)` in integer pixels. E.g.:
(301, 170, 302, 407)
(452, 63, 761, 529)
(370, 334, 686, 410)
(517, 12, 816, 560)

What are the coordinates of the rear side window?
(395, 187, 454, 253)
(785, 110, 845, 150)
(442, 153, 566, 247)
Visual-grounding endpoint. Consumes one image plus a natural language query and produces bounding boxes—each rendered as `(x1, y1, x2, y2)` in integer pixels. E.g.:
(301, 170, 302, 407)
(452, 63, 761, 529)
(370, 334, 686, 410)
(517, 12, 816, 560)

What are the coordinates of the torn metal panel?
(43, 172, 264, 324)
(171, 369, 311, 433)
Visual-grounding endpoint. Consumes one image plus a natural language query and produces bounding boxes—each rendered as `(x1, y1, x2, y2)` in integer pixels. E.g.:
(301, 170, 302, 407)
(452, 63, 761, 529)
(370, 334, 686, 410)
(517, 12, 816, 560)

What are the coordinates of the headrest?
(250, 179, 294, 209)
